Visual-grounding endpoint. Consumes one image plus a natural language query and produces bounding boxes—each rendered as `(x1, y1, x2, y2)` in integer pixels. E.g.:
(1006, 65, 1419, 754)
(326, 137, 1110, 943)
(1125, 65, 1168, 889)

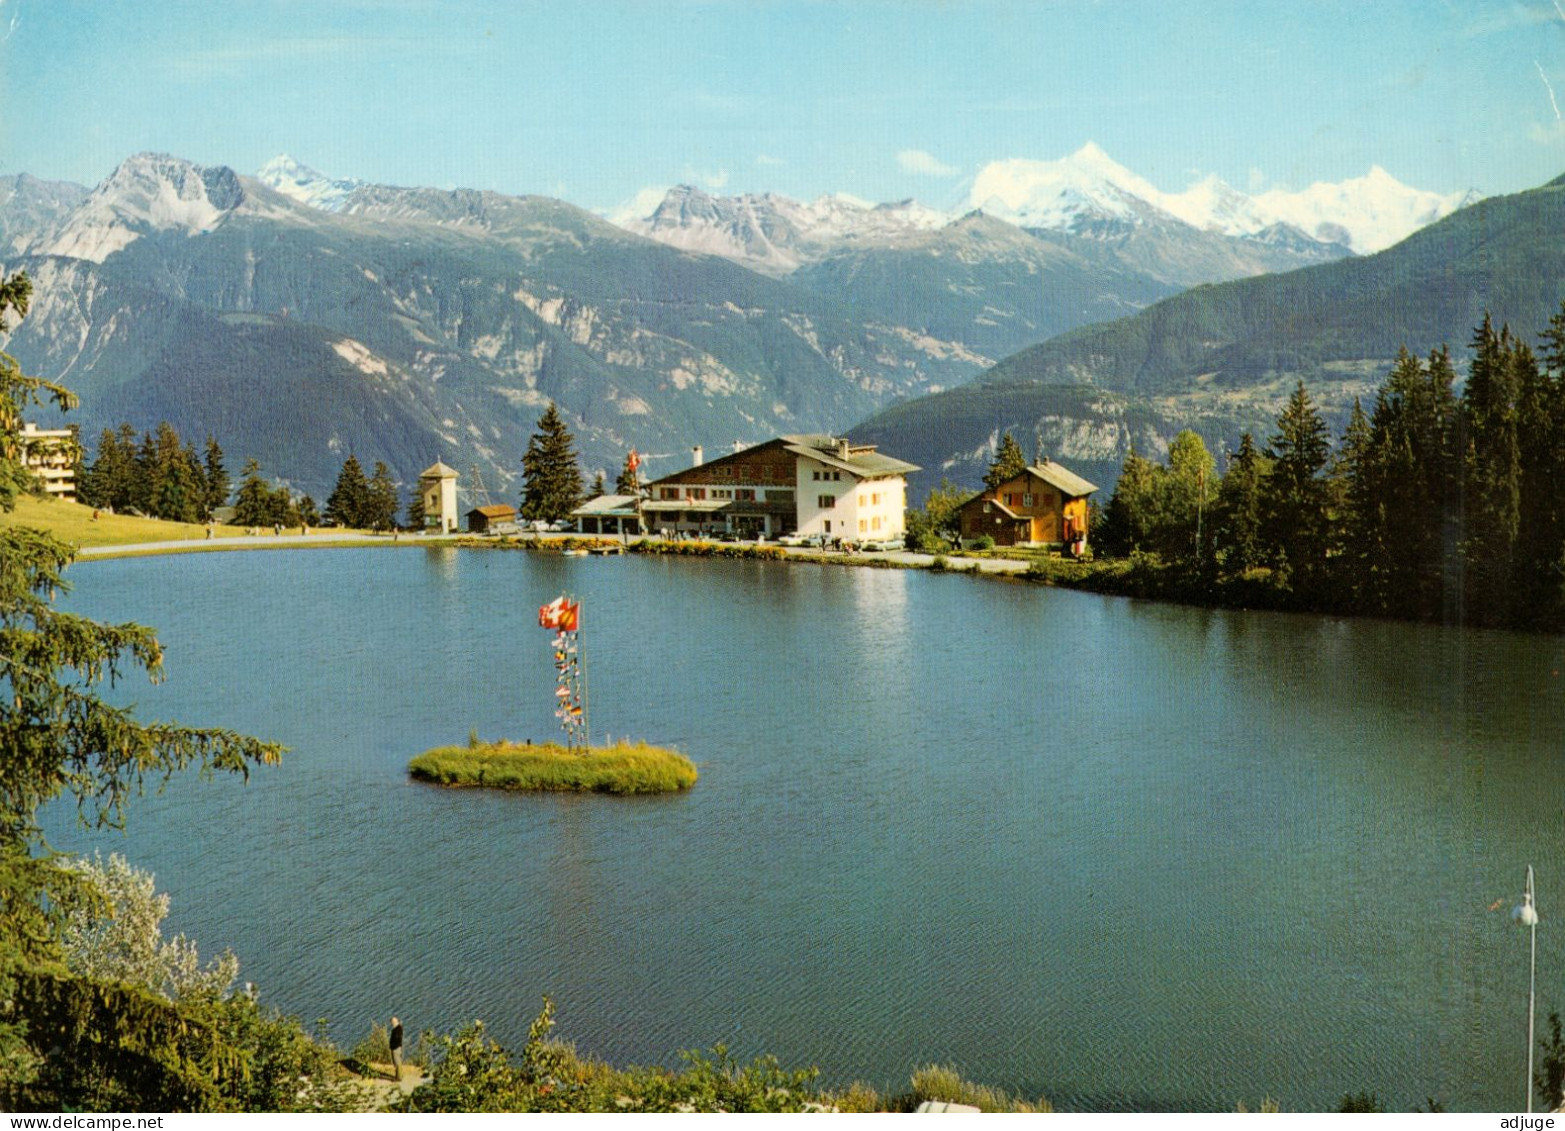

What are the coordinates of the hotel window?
(1003, 493, 1013, 505)
(982, 502, 991, 513)
(872, 516, 883, 531)
(660, 487, 679, 499)
(1023, 493, 1034, 506)
(812, 470, 821, 481)
(858, 519, 867, 534)
(858, 494, 866, 506)
(872, 492, 882, 506)
(818, 495, 835, 509)
(686, 487, 706, 500)
(736, 489, 755, 501)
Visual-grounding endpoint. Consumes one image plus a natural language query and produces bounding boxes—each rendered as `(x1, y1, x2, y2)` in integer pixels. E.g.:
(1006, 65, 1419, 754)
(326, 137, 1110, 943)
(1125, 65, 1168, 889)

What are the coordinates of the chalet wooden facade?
(957, 460, 1098, 551)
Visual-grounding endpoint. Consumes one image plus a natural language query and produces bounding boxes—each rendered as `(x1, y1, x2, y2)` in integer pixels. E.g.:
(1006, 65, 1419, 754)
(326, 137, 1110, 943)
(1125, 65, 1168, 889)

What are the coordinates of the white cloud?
(605, 185, 671, 225)
(755, 154, 785, 167)
(1528, 119, 1565, 144)
(684, 166, 728, 190)
(897, 149, 959, 177)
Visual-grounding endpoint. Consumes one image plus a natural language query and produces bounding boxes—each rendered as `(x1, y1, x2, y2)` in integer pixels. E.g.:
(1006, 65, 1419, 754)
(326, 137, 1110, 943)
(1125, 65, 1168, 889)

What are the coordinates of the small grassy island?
(409, 738, 697, 795)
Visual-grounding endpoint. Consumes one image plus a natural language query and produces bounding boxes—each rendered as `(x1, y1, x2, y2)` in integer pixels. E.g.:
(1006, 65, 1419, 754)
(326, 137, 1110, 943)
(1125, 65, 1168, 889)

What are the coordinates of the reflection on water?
(48, 549, 1565, 1111)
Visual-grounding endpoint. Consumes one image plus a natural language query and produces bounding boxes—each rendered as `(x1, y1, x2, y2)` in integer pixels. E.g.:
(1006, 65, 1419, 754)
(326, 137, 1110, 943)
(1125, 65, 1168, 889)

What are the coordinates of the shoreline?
(69, 529, 1036, 575)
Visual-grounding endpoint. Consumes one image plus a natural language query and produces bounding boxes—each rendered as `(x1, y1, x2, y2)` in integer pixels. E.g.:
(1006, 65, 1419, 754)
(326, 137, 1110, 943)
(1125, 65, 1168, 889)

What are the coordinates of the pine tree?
(232, 459, 271, 527)
(0, 271, 281, 1083)
(1214, 432, 1268, 577)
(404, 487, 425, 531)
(366, 462, 399, 531)
(78, 428, 130, 510)
(202, 436, 230, 517)
(1261, 381, 1332, 594)
(1461, 315, 1522, 625)
(983, 432, 1029, 491)
(111, 423, 139, 511)
(519, 403, 584, 522)
(130, 429, 157, 515)
(1359, 347, 1461, 621)
(1329, 399, 1373, 609)
(592, 470, 607, 498)
(154, 425, 203, 523)
(325, 454, 371, 528)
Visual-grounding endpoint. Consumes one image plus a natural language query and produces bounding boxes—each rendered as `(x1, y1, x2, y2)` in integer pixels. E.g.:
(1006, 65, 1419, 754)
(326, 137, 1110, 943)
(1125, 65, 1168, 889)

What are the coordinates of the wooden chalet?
(957, 460, 1098, 551)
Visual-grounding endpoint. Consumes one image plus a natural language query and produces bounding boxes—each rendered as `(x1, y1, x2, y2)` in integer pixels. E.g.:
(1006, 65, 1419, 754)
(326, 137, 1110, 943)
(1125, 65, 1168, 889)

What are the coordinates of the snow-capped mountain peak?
(42, 152, 247, 263)
(966, 144, 1473, 253)
(616, 184, 949, 275)
(1247, 165, 1473, 254)
(256, 154, 362, 212)
(969, 143, 1168, 230)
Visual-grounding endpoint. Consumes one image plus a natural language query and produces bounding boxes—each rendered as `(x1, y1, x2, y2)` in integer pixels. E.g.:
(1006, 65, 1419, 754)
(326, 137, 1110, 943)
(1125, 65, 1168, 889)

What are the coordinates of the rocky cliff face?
(3, 154, 984, 499)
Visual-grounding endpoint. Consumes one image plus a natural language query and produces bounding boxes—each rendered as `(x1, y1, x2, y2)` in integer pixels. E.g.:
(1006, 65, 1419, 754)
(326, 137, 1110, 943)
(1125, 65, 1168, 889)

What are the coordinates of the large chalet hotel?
(629, 435, 918, 542)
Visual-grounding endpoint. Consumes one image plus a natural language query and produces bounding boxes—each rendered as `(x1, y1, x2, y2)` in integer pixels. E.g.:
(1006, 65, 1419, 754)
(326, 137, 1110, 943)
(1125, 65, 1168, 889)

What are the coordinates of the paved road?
(76, 531, 453, 557)
(76, 531, 1034, 575)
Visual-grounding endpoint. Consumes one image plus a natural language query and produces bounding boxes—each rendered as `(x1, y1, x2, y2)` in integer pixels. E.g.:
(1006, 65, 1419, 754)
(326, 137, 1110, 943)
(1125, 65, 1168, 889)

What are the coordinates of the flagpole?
(578, 595, 589, 749)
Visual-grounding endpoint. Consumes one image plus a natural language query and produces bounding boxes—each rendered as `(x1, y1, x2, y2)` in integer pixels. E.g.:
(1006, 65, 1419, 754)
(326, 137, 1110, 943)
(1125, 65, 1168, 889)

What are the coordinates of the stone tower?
(419, 461, 459, 534)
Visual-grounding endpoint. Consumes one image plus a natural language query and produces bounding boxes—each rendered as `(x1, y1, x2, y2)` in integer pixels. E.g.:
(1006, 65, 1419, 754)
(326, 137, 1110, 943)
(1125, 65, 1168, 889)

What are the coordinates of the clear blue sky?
(3, 0, 1563, 211)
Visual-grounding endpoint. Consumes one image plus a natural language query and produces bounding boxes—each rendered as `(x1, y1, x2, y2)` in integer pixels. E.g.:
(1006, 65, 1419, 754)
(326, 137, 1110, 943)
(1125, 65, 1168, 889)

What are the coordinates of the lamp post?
(1516, 865, 1540, 1113)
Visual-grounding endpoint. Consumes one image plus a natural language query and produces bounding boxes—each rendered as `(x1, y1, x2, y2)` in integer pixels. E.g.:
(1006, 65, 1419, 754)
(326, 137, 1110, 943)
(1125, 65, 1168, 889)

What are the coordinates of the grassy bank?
(409, 738, 697, 795)
(0, 494, 251, 547)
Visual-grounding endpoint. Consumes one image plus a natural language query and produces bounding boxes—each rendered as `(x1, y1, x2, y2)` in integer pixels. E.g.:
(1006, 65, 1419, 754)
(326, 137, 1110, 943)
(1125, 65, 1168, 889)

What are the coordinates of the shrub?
(972, 535, 995, 551)
(908, 1063, 1051, 1113)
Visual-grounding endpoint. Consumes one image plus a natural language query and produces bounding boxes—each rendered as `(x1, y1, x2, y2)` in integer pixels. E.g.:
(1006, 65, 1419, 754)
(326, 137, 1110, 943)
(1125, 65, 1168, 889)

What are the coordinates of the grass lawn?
(0, 494, 254, 548)
(410, 739, 698, 795)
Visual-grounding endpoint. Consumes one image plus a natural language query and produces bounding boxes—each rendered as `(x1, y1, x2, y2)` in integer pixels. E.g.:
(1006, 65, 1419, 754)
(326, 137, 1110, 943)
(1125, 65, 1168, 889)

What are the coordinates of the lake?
(49, 546, 1565, 1111)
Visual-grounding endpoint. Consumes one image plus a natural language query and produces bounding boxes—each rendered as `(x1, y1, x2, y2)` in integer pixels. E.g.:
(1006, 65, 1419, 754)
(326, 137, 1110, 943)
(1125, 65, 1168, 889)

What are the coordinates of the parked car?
(549, 519, 575, 532)
(859, 537, 906, 552)
(526, 519, 552, 533)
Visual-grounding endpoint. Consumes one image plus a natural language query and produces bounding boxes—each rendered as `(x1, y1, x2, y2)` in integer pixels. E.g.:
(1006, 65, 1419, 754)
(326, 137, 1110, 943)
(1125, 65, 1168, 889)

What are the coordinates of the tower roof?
(420, 460, 459, 480)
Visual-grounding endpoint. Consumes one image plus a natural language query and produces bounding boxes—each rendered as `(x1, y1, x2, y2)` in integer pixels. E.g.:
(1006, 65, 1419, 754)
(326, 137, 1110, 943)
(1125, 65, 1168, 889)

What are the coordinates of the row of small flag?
(541, 596, 585, 738)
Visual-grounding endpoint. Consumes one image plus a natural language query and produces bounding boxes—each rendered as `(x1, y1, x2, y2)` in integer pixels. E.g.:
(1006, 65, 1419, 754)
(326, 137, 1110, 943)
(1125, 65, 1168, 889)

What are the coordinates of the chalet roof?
(1025, 460, 1098, 498)
(957, 494, 1024, 520)
(641, 498, 731, 513)
(420, 460, 459, 480)
(571, 494, 642, 516)
(643, 434, 919, 486)
(466, 504, 516, 519)
(780, 434, 920, 479)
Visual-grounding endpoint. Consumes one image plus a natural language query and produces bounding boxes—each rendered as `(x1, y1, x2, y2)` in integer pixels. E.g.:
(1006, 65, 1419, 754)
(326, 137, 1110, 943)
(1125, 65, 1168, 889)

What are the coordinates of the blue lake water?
(48, 546, 1565, 1111)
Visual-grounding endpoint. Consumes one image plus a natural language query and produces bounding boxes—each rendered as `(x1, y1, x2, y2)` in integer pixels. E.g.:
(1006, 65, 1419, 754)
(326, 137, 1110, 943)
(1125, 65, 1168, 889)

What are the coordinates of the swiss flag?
(538, 597, 567, 628)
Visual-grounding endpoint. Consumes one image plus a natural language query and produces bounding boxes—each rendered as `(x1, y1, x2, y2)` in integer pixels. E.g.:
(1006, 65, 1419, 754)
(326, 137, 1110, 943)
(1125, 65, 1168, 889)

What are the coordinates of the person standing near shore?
(389, 1016, 404, 1081)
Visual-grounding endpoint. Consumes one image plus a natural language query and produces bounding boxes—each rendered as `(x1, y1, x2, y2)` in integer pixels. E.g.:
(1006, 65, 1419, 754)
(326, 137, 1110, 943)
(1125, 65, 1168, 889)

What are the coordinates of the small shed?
(466, 504, 518, 534)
